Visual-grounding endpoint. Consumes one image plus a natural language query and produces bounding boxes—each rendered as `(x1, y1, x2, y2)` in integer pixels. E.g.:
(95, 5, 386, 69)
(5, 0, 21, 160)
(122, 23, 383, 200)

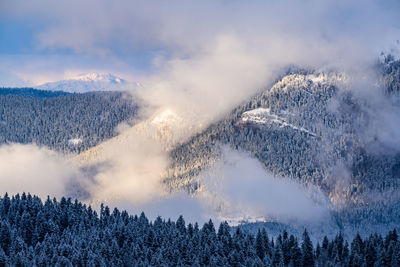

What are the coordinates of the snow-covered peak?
(70, 73, 125, 84)
(37, 73, 134, 93)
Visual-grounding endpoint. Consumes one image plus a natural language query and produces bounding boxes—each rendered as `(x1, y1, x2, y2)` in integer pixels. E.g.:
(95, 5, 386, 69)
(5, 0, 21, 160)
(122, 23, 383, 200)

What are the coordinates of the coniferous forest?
(0, 193, 399, 267)
(0, 89, 138, 153)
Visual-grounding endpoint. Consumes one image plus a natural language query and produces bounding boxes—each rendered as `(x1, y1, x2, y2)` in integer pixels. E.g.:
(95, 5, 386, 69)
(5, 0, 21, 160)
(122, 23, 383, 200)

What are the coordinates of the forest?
(0, 193, 399, 266)
(0, 89, 139, 153)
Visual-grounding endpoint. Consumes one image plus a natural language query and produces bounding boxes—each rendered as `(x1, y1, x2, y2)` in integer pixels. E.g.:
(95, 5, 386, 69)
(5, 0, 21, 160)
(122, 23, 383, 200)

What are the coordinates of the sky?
(1, 0, 400, 87)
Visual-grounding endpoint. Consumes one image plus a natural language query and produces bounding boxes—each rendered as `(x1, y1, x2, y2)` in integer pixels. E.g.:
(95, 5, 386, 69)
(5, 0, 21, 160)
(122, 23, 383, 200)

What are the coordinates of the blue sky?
(1, 0, 399, 87)
(0, 2, 166, 86)
(0, 20, 35, 54)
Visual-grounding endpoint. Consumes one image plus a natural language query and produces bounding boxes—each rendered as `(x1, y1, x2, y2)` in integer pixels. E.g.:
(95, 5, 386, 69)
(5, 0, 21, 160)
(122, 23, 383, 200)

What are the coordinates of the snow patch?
(220, 216, 267, 227)
(68, 138, 83, 146)
(241, 108, 317, 137)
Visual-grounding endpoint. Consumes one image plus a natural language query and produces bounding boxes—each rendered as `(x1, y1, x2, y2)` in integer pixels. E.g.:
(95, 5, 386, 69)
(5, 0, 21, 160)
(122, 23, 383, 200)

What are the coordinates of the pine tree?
(272, 244, 284, 267)
(0, 222, 11, 254)
(391, 243, 400, 267)
(0, 248, 7, 266)
(256, 230, 265, 260)
(301, 229, 314, 267)
(176, 215, 186, 234)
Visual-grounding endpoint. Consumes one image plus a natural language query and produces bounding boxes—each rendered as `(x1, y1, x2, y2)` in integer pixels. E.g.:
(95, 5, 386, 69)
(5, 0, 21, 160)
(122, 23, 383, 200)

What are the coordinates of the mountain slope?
(0, 89, 139, 153)
(164, 62, 400, 234)
(166, 72, 349, 194)
(74, 108, 189, 166)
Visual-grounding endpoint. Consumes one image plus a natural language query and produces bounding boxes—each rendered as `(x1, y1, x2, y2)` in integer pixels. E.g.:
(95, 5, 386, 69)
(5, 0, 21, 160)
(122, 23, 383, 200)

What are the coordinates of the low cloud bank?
(0, 144, 82, 199)
(197, 147, 330, 224)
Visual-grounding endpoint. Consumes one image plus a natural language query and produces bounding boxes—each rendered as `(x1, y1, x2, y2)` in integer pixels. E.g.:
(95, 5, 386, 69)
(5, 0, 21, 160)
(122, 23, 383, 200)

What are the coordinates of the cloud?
(0, 54, 140, 87)
(0, 144, 83, 199)
(0, 69, 28, 87)
(138, 35, 276, 124)
(87, 131, 170, 205)
(197, 147, 330, 224)
(121, 0, 400, 125)
(2, 0, 400, 87)
(3, 0, 399, 56)
(332, 66, 400, 154)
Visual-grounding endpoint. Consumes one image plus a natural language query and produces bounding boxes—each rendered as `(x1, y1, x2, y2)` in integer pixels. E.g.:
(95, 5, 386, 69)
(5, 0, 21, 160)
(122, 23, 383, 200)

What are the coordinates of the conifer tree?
(301, 229, 314, 267)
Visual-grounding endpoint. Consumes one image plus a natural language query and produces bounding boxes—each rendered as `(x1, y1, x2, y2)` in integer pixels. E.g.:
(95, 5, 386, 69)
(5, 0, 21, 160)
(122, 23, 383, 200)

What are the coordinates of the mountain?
(69, 59, 400, 239)
(166, 72, 350, 194)
(37, 73, 134, 93)
(166, 67, 400, 200)
(69, 58, 400, 238)
(161, 59, 400, 237)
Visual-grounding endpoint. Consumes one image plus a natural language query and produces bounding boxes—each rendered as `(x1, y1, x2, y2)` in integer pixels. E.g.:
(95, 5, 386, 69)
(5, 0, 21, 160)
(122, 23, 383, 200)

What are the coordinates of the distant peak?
(70, 73, 126, 84)
(37, 72, 131, 93)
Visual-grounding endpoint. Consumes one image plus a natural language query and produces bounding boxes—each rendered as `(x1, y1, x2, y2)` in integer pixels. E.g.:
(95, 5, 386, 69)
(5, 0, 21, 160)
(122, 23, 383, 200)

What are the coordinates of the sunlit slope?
(74, 108, 198, 166)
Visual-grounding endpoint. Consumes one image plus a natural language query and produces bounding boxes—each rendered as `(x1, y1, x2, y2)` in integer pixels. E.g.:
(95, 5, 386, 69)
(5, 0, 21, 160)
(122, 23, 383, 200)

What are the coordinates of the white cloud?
(197, 147, 330, 223)
(2, 0, 400, 88)
(0, 144, 82, 199)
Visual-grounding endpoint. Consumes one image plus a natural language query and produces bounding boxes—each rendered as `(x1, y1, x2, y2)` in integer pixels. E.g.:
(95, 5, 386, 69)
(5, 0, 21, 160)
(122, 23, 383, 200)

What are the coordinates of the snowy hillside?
(0, 89, 139, 152)
(74, 108, 194, 166)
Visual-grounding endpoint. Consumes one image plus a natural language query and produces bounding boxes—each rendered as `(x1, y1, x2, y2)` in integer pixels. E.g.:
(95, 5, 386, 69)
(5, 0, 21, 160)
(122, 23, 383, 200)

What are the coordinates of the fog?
(0, 142, 330, 224)
(0, 144, 82, 199)
(196, 147, 330, 224)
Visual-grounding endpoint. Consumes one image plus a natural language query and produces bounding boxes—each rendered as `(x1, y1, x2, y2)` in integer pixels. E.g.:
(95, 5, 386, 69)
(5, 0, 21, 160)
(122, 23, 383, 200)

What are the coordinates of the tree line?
(0, 193, 399, 266)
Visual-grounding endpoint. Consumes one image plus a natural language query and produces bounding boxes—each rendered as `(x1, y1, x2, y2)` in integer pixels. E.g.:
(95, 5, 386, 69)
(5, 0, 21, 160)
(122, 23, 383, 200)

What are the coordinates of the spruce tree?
(301, 229, 314, 267)
(256, 230, 265, 260)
